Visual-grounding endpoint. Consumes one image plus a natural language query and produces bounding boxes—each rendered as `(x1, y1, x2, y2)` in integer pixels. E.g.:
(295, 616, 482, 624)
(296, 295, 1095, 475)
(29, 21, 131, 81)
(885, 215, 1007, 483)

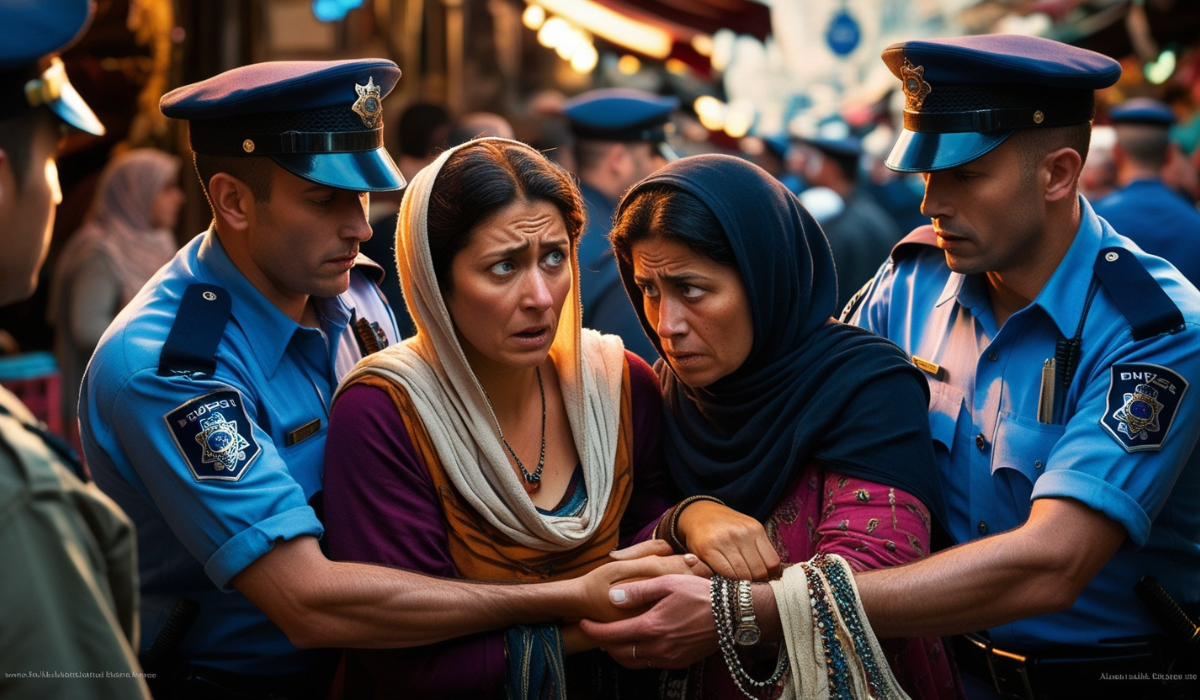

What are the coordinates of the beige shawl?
(771, 554, 910, 700)
(336, 138, 627, 551)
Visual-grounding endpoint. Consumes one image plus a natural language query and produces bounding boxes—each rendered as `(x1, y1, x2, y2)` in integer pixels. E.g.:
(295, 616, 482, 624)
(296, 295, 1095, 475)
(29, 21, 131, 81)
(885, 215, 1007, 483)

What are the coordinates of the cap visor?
(272, 146, 406, 192)
(50, 80, 104, 136)
(885, 129, 1011, 173)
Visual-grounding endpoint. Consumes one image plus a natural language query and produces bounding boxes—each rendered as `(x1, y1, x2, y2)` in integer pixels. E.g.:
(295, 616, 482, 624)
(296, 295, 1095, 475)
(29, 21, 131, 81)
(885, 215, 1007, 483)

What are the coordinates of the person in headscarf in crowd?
(590, 154, 962, 699)
(48, 147, 182, 441)
(322, 139, 758, 699)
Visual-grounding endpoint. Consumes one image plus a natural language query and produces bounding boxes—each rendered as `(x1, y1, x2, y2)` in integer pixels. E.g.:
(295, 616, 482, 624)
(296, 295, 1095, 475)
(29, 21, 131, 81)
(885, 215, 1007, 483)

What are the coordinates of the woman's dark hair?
(427, 139, 584, 294)
(609, 184, 735, 267)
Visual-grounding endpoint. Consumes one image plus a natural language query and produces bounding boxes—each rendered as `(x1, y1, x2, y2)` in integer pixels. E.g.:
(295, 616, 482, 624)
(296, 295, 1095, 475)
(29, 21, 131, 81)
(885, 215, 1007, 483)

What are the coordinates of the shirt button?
(987, 350, 998, 362)
(978, 521, 988, 535)
(975, 433, 986, 450)
(1034, 460, 1044, 470)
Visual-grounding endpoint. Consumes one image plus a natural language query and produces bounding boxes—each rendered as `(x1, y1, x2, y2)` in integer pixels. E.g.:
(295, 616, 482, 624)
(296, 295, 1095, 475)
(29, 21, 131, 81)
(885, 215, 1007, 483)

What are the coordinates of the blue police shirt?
(850, 196, 1200, 649)
(1093, 177, 1200, 290)
(577, 182, 658, 363)
(81, 229, 398, 675)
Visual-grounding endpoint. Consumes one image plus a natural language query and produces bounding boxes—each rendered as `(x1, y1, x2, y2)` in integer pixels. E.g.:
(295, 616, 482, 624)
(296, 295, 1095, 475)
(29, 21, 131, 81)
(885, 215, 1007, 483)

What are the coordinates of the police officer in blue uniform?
(78, 60, 405, 698)
(841, 35, 1200, 699)
(564, 88, 678, 363)
(1093, 98, 1200, 289)
(79, 60, 703, 700)
(0, 2, 151, 698)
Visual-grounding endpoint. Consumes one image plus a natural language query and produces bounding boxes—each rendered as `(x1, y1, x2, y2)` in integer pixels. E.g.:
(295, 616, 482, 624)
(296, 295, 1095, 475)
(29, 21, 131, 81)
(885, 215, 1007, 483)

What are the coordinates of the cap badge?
(900, 59, 932, 112)
(352, 76, 383, 128)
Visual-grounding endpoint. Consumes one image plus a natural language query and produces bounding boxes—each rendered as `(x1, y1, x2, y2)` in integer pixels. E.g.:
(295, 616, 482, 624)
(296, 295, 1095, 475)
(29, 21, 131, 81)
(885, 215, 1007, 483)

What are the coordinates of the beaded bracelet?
(709, 574, 789, 700)
(800, 561, 852, 700)
(655, 494, 725, 553)
(816, 555, 894, 699)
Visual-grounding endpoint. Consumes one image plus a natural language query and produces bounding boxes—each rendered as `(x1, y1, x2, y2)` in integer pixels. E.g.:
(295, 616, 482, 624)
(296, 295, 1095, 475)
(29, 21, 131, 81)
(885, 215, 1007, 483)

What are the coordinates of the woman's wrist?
(665, 494, 725, 553)
(752, 582, 782, 643)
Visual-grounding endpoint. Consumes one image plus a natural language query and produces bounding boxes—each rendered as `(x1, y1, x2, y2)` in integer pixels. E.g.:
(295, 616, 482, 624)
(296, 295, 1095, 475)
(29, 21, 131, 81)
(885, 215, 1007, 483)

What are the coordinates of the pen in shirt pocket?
(1037, 358, 1056, 424)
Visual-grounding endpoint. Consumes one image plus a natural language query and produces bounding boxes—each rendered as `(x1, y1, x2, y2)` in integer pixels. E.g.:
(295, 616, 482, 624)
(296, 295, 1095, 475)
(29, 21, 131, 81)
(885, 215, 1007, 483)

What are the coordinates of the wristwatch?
(734, 579, 761, 646)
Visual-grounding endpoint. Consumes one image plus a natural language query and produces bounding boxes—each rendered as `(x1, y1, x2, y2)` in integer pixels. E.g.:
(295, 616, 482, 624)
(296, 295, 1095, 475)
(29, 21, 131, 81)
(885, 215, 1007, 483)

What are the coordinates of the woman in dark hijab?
(608, 154, 962, 699)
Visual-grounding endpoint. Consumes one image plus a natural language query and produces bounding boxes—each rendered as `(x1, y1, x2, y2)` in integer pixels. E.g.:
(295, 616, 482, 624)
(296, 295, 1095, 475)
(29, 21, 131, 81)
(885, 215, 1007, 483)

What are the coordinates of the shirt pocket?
(927, 380, 965, 453)
(992, 411, 1065, 501)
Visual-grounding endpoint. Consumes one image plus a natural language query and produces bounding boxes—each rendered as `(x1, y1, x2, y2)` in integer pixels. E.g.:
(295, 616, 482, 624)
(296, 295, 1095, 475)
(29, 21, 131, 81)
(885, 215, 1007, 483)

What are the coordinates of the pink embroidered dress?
(609, 154, 966, 700)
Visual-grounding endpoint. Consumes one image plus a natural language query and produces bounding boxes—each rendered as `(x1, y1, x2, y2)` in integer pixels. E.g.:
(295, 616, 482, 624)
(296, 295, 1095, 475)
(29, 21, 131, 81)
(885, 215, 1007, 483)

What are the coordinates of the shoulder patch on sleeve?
(164, 389, 261, 481)
(1100, 363, 1189, 452)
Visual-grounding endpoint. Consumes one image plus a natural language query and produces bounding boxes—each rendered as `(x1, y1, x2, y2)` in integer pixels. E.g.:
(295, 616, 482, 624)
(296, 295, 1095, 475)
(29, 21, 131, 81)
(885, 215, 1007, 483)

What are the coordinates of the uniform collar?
(195, 229, 354, 377)
(1123, 175, 1163, 188)
(1031, 195, 1106, 338)
(936, 272, 966, 308)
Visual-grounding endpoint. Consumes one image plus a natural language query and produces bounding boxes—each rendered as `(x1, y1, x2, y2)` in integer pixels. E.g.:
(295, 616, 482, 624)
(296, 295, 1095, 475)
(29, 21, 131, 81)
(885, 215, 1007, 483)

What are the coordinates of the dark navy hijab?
(614, 154, 944, 521)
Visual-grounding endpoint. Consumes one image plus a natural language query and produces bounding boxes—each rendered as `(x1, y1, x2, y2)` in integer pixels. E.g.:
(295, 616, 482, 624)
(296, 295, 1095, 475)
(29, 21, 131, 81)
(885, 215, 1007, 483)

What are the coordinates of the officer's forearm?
(854, 497, 1125, 638)
(233, 536, 585, 648)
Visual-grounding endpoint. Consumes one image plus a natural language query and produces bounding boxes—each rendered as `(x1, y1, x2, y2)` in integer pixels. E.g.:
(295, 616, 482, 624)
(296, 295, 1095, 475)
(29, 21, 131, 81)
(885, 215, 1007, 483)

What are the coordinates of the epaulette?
(840, 225, 937, 323)
(157, 284, 232, 377)
(353, 253, 386, 286)
(1094, 247, 1184, 341)
(890, 225, 939, 263)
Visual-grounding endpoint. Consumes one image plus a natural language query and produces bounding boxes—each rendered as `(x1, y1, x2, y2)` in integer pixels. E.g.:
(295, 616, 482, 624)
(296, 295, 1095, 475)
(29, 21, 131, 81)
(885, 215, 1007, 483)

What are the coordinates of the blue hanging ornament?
(313, 0, 363, 22)
(826, 3, 860, 57)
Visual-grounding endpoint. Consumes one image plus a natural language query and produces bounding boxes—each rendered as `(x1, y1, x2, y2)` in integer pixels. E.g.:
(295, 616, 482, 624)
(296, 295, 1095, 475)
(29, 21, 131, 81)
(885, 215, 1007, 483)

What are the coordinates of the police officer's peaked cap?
(161, 59, 405, 192)
(0, 0, 104, 135)
(1110, 97, 1175, 126)
(882, 34, 1121, 173)
(564, 88, 679, 158)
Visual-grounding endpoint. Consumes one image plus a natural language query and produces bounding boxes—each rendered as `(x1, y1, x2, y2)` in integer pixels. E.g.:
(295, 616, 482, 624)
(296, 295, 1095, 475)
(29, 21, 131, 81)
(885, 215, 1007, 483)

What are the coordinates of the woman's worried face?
(445, 198, 572, 373)
(631, 236, 753, 388)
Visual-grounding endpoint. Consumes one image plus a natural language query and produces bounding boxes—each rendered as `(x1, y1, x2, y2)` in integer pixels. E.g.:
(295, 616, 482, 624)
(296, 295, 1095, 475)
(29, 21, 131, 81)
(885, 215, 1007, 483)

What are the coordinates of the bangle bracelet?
(710, 574, 789, 699)
(666, 494, 725, 554)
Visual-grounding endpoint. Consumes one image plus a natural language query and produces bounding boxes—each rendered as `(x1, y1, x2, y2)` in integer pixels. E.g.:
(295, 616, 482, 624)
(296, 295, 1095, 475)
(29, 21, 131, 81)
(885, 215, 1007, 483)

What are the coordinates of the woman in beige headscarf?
(49, 148, 183, 440)
(321, 138, 680, 698)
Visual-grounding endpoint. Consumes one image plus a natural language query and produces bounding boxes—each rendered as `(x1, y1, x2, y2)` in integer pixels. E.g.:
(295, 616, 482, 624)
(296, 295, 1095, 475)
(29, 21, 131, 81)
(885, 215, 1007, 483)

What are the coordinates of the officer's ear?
(1043, 146, 1083, 203)
(608, 143, 635, 181)
(208, 172, 256, 231)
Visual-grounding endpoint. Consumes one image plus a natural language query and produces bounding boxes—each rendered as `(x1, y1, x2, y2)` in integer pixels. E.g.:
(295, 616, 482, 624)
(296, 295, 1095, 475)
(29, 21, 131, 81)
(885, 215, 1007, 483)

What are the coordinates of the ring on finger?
(632, 641, 638, 660)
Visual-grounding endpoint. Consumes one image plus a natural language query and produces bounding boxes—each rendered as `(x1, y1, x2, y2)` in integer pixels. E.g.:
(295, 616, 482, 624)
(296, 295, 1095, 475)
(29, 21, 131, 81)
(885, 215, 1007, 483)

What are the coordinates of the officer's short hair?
(0, 109, 50, 189)
(193, 153, 274, 203)
(427, 139, 584, 295)
(1012, 122, 1092, 181)
(573, 139, 614, 173)
(609, 184, 735, 268)
(1115, 124, 1170, 170)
